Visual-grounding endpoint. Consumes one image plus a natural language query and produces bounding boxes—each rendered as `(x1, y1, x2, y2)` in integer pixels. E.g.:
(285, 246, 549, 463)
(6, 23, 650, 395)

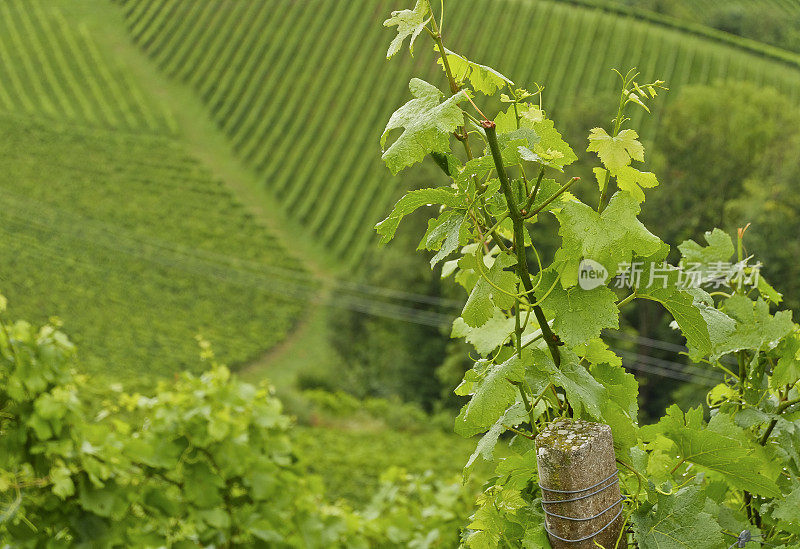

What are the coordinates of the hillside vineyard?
(119, 0, 800, 266)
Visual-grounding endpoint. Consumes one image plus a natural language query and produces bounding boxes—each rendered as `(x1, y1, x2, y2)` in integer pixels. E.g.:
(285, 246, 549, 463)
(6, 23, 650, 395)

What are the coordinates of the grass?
(0, 114, 307, 384)
(0, 0, 174, 132)
(0, 0, 329, 385)
(118, 0, 800, 269)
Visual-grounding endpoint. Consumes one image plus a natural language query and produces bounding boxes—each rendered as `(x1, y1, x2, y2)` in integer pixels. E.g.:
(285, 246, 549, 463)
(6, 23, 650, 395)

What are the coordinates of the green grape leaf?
(535, 270, 619, 348)
(773, 331, 800, 388)
(635, 275, 736, 362)
(494, 103, 544, 135)
(712, 296, 794, 360)
(381, 78, 468, 174)
(529, 349, 606, 419)
(773, 482, 800, 535)
(465, 502, 504, 548)
(461, 251, 518, 328)
(452, 308, 515, 356)
(555, 192, 662, 287)
(430, 150, 462, 176)
(757, 276, 782, 305)
(455, 355, 525, 437)
(530, 118, 577, 169)
(678, 228, 734, 267)
(521, 520, 551, 549)
(495, 449, 538, 490)
(375, 186, 464, 244)
(587, 128, 644, 169)
(436, 46, 513, 95)
(632, 486, 724, 549)
(611, 165, 658, 203)
(575, 338, 623, 368)
(590, 362, 638, 419)
(420, 209, 468, 267)
(464, 402, 527, 477)
(641, 405, 780, 497)
(383, 0, 430, 59)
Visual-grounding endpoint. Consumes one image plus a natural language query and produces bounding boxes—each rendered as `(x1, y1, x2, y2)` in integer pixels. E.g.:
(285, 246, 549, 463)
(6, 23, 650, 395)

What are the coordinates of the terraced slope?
(0, 114, 307, 382)
(0, 0, 312, 383)
(0, 0, 175, 132)
(119, 0, 800, 267)
(581, 0, 800, 53)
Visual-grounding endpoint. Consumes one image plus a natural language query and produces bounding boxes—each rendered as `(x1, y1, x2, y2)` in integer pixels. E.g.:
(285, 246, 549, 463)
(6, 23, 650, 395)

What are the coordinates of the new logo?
(578, 259, 608, 290)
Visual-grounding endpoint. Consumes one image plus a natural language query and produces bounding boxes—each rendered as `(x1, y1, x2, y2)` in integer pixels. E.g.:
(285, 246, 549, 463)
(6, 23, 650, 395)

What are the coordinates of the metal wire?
(542, 496, 623, 521)
(540, 471, 625, 543)
(543, 507, 624, 544)
(540, 474, 619, 504)
(538, 470, 619, 494)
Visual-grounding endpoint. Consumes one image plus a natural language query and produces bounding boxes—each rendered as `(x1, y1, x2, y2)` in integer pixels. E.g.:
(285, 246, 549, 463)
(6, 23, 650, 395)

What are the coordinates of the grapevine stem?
(759, 396, 800, 445)
(464, 92, 489, 121)
(504, 424, 535, 440)
(523, 177, 579, 219)
(522, 168, 545, 213)
(482, 121, 561, 367)
(617, 292, 637, 307)
(598, 73, 631, 213)
(425, 3, 473, 160)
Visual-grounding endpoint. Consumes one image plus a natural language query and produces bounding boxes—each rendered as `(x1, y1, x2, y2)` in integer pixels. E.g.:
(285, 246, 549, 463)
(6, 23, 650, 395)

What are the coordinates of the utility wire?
(0, 192, 733, 386)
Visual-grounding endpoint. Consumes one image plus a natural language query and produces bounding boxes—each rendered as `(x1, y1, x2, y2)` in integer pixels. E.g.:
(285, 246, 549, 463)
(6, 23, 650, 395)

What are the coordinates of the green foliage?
(632, 486, 724, 549)
(595, 0, 800, 55)
(642, 406, 780, 497)
(120, 0, 800, 266)
(554, 192, 661, 286)
(436, 46, 514, 96)
(0, 0, 174, 131)
(536, 271, 620, 347)
(356, 467, 475, 548)
(0, 302, 478, 547)
(383, 0, 430, 59)
(380, 78, 468, 174)
(0, 115, 305, 384)
(376, 4, 800, 546)
(0, 308, 331, 546)
(726, 130, 800, 311)
(647, 82, 800, 248)
(377, 187, 464, 244)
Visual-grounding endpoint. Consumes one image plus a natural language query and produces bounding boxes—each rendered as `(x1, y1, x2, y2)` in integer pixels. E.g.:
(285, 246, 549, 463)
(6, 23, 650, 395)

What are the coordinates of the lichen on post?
(535, 419, 626, 548)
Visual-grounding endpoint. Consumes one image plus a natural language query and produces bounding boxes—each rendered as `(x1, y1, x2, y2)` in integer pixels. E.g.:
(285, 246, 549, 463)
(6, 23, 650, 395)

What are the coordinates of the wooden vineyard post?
(535, 419, 627, 549)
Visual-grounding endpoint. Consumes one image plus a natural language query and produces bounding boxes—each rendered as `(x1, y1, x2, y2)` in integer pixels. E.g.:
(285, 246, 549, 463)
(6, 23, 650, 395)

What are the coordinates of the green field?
(1, 1, 800, 545)
(0, 0, 174, 132)
(119, 0, 800, 268)
(0, 0, 309, 383)
(4, 0, 800, 383)
(0, 114, 307, 381)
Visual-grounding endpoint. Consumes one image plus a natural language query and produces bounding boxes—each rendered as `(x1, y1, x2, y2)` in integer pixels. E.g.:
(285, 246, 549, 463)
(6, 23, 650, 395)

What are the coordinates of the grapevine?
(378, 1, 800, 546)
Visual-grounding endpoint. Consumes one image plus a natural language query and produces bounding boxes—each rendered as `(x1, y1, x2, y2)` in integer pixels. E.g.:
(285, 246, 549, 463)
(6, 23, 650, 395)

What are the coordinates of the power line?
(1, 215, 454, 328)
(0, 192, 734, 386)
(0, 191, 463, 311)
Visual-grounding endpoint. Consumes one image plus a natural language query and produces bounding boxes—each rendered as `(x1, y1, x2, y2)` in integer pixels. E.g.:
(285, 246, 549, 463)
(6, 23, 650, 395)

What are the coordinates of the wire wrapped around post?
(535, 419, 627, 548)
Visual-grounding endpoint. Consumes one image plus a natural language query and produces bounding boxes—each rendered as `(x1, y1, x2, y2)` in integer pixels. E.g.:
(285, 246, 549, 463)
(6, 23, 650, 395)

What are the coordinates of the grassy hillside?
(0, 0, 175, 132)
(0, 0, 310, 384)
(119, 0, 800, 268)
(579, 0, 800, 55)
(0, 114, 307, 382)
